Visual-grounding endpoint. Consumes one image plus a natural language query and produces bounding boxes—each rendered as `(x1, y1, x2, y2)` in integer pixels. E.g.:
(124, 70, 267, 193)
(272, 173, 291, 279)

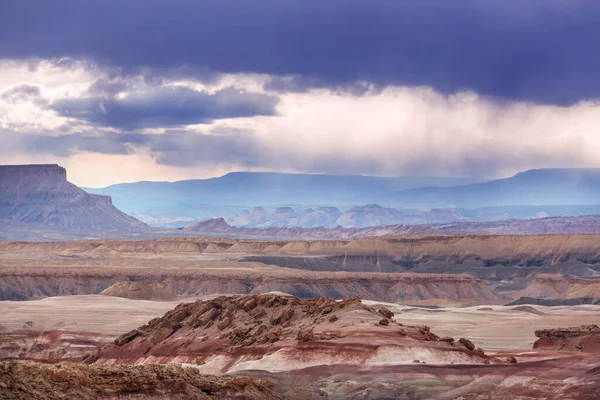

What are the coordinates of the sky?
(1, 0, 600, 187)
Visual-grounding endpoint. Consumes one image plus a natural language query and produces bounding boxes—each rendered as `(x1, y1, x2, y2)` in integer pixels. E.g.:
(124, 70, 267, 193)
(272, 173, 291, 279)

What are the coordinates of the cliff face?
(0, 164, 67, 181)
(0, 164, 146, 231)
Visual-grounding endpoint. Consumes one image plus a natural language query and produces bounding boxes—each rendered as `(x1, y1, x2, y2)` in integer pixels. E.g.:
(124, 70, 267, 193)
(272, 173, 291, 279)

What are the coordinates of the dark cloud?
(51, 86, 279, 129)
(1, 1, 599, 104)
(20, 132, 148, 157)
(0, 84, 46, 105)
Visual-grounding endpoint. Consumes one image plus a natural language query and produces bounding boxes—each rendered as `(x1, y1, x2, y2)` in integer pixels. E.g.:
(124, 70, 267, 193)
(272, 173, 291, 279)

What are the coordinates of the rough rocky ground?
(0, 360, 284, 399)
(1, 294, 600, 399)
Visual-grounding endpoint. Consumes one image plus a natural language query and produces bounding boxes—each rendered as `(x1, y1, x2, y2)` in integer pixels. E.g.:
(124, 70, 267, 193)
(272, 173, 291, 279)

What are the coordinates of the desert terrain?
(2, 166, 600, 398)
(1, 236, 600, 398)
(2, 235, 600, 301)
(1, 292, 599, 399)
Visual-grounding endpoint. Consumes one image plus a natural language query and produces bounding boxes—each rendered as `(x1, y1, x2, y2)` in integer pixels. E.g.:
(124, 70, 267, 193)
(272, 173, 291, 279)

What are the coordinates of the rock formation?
(97, 294, 495, 370)
(0, 164, 147, 234)
(534, 325, 600, 352)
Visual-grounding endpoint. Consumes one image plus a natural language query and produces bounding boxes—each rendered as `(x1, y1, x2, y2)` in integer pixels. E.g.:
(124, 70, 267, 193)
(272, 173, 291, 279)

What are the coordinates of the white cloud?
(1, 58, 599, 187)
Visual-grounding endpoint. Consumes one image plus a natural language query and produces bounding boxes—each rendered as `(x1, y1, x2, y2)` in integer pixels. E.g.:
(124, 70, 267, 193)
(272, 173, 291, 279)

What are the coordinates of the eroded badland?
(1, 235, 600, 399)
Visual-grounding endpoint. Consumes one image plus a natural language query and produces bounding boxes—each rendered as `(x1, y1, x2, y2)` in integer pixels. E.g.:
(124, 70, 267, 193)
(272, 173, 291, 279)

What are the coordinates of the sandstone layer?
(3, 235, 600, 296)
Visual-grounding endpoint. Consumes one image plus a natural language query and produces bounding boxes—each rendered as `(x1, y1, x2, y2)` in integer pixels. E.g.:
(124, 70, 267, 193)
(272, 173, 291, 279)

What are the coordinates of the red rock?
(297, 328, 314, 343)
(378, 306, 394, 319)
(459, 338, 476, 351)
(114, 330, 139, 346)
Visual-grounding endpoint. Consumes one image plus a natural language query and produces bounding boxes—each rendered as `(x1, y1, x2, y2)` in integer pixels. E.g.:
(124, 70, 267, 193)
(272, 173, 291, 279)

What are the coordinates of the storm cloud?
(51, 86, 279, 129)
(1, 1, 600, 104)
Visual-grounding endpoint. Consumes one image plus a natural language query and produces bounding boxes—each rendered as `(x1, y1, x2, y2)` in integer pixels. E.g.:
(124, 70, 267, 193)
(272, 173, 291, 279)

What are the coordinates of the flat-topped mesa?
(0, 164, 146, 231)
(0, 164, 67, 181)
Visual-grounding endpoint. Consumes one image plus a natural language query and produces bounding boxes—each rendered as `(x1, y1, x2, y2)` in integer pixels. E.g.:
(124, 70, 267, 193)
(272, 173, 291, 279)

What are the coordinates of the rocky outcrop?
(97, 294, 495, 370)
(0, 360, 284, 399)
(101, 281, 174, 301)
(534, 325, 600, 352)
(0, 164, 147, 232)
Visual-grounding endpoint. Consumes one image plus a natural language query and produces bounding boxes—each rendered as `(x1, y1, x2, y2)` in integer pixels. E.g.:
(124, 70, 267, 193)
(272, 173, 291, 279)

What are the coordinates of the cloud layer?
(51, 86, 278, 129)
(1, 1, 600, 104)
(1, 58, 599, 187)
(1, 2, 599, 187)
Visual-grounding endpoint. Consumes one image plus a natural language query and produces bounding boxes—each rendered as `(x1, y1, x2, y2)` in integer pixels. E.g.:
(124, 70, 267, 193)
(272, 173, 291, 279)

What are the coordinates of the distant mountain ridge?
(85, 169, 600, 224)
(0, 164, 147, 232)
(387, 168, 600, 207)
(84, 171, 482, 216)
